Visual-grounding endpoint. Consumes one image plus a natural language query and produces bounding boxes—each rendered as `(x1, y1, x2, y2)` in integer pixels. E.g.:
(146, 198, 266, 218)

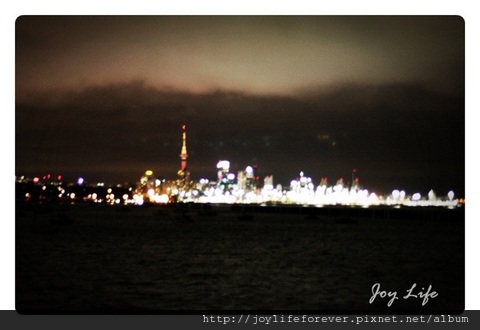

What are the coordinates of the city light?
(15, 125, 462, 210)
(16, 163, 462, 209)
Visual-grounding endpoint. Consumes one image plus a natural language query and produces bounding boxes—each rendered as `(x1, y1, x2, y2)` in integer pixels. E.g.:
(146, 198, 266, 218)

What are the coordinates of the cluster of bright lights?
(194, 185, 458, 209)
(132, 189, 202, 205)
(84, 187, 135, 205)
(384, 189, 459, 208)
(147, 188, 170, 204)
(194, 171, 460, 208)
(18, 168, 460, 209)
(129, 167, 461, 209)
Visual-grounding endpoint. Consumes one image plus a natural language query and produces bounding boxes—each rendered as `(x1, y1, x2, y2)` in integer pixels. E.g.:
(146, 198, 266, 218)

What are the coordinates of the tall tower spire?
(179, 124, 188, 174)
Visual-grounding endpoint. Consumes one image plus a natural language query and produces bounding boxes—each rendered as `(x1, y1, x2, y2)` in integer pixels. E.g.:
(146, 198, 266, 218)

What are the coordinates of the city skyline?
(15, 16, 465, 196)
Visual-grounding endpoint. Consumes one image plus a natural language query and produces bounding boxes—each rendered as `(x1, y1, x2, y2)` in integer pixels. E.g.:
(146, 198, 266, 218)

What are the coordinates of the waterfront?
(16, 203, 464, 314)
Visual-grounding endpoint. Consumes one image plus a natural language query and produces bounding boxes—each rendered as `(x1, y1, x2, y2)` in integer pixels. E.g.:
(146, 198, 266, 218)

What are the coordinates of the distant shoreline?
(16, 200, 465, 222)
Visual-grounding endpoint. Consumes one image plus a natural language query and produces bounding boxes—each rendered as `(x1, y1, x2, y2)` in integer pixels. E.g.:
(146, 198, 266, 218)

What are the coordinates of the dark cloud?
(16, 81, 464, 195)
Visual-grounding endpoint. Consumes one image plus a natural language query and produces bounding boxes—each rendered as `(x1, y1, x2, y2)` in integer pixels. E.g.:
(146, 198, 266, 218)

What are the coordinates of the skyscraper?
(177, 124, 190, 185)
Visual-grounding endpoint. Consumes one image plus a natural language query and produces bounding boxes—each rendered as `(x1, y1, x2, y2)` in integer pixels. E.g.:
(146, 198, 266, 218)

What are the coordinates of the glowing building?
(236, 165, 255, 191)
(216, 160, 232, 191)
(177, 125, 190, 186)
(237, 170, 246, 190)
(245, 165, 255, 190)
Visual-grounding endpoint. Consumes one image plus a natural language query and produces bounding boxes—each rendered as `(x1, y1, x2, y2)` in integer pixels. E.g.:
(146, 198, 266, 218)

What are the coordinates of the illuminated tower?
(178, 125, 190, 183)
(180, 125, 188, 172)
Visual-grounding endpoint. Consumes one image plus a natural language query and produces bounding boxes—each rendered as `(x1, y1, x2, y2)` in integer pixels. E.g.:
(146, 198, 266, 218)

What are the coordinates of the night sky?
(15, 16, 465, 196)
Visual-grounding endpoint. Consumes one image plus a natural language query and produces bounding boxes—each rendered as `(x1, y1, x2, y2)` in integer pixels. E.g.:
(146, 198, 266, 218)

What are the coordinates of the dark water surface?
(16, 203, 464, 314)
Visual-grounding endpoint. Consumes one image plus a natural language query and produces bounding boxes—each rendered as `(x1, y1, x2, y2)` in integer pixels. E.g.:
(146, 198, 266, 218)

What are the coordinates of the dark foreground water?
(16, 203, 464, 314)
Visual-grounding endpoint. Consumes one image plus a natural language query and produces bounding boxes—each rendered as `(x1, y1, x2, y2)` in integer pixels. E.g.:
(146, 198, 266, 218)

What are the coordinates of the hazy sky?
(15, 15, 464, 195)
(16, 16, 464, 96)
